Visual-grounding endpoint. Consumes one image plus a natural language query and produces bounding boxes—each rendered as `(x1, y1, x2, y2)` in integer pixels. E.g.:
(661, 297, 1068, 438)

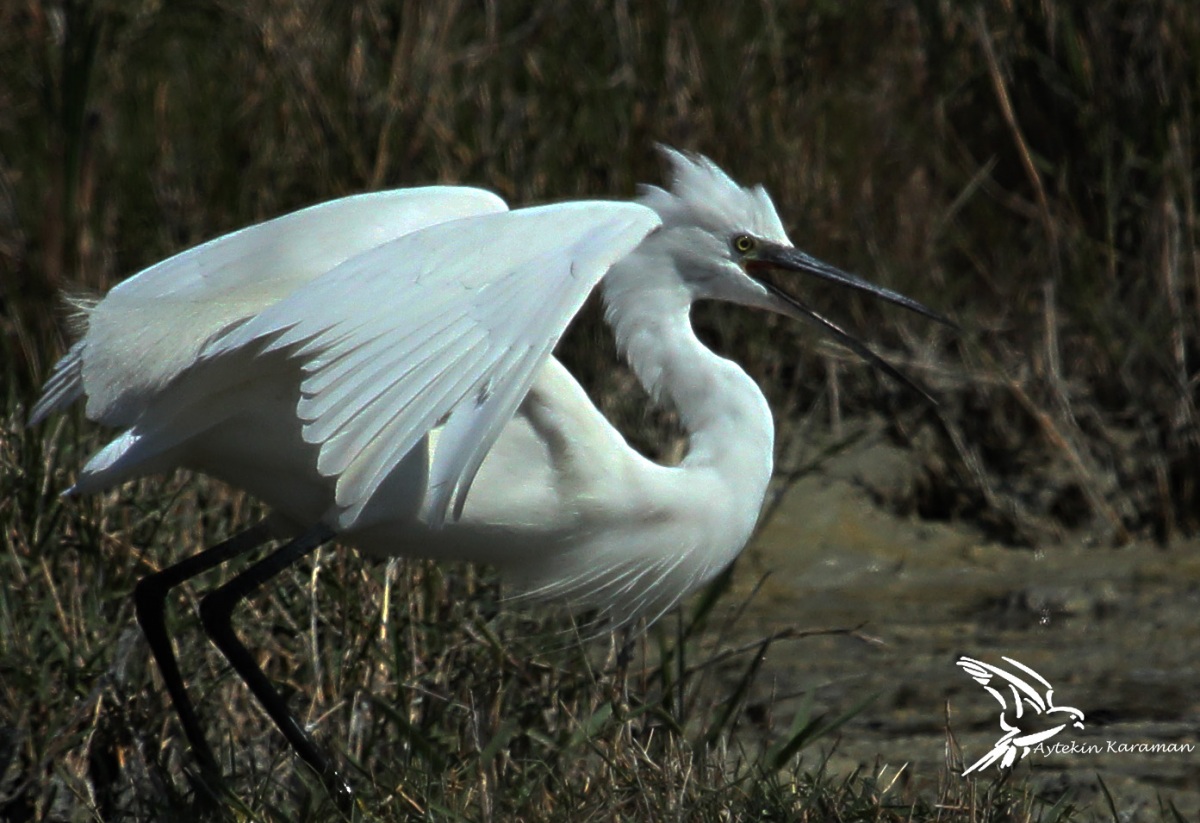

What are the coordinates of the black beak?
(749, 242, 955, 404)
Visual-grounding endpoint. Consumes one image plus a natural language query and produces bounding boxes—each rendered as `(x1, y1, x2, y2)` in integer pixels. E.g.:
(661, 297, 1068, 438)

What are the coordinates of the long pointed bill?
(748, 242, 954, 405)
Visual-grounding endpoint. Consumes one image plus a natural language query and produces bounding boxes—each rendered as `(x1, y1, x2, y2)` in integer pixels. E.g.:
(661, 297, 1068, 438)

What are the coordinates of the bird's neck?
(600, 270, 776, 498)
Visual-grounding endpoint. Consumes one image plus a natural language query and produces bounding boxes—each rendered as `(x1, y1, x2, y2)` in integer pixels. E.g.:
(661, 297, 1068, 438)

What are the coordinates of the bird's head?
(1049, 705, 1086, 729)
(637, 146, 955, 400)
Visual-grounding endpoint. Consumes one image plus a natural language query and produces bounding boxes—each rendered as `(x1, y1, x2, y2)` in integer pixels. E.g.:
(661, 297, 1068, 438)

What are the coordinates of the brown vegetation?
(1, 1, 1196, 819)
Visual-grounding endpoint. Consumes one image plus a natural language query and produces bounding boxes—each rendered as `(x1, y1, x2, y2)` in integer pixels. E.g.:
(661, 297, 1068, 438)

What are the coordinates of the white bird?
(957, 655, 1086, 775)
(31, 147, 948, 804)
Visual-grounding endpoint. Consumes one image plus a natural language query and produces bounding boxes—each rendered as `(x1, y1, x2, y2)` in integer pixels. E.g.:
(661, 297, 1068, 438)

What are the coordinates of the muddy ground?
(720, 421, 1200, 820)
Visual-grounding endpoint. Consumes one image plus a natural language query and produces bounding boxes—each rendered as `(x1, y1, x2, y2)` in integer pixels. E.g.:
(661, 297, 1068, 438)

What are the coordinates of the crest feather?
(637, 146, 789, 243)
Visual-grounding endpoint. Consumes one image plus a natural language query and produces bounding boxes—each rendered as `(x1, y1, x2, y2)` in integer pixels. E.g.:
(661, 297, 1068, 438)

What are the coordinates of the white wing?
(207, 201, 661, 528)
(37, 187, 507, 428)
(957, 657, 995, 686)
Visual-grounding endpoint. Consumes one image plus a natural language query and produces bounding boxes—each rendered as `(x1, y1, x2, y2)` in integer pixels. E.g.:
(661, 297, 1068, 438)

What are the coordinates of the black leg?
(197, 523, 355, 810)
(134, 521, 274, 772)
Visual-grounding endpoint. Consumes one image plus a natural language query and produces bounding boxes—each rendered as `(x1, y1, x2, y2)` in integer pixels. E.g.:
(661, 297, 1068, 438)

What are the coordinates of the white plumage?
(34, 148, 944, 624)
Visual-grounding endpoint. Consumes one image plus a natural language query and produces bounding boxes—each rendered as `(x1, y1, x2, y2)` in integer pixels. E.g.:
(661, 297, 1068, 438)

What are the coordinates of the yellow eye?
(733, 234, 755, 254)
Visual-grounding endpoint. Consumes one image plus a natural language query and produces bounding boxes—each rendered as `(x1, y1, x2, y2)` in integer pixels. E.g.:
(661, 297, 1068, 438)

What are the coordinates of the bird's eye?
(733, 234, 756, 254)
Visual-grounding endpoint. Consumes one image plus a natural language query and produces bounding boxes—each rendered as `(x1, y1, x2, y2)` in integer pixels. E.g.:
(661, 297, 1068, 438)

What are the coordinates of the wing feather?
(318, 336, 491, 473)
(74, 187, 507, 426)
(298, 315, 476, 430)
(205, 201, 660, 528)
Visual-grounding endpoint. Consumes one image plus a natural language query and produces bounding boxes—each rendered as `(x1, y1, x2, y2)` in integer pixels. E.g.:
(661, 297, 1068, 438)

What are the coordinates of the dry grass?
(0, 413, 1097, 820)
(1, 0, 1197, 819)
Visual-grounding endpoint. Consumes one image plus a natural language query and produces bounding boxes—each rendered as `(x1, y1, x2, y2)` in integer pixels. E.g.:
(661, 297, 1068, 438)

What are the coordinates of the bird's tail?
(27, 292, 99, 426)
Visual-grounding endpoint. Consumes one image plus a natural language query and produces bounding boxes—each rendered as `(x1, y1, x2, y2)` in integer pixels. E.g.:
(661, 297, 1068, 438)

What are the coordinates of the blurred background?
(4, 0, 1198, 544)
(1, 1, 1197, 820)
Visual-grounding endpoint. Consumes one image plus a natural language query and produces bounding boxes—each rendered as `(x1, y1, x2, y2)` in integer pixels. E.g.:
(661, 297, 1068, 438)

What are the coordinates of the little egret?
(31, 147, 949, 804)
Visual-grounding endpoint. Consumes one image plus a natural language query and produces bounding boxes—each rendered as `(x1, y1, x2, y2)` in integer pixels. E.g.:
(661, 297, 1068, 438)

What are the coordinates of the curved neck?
(600, 267, 775, 492)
